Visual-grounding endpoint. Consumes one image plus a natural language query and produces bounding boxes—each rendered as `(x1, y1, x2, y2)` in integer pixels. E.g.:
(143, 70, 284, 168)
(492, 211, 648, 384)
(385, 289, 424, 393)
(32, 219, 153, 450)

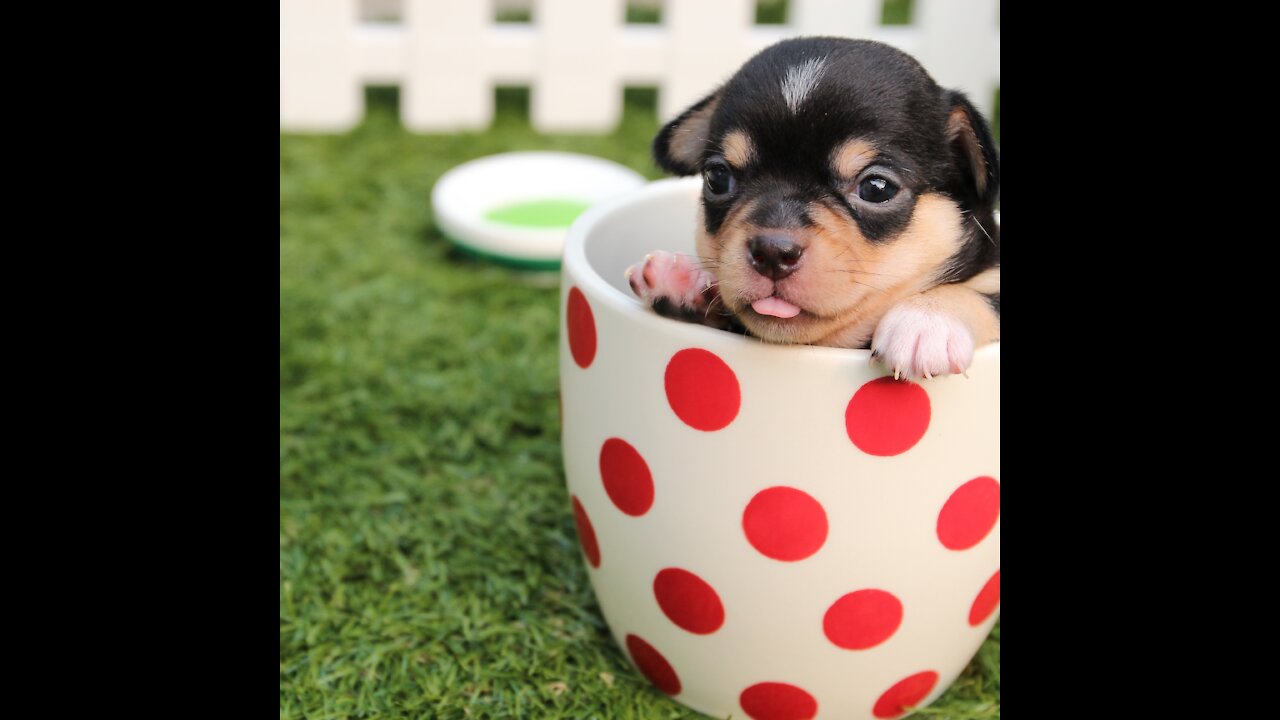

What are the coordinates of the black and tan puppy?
(627, 37, 999, 379)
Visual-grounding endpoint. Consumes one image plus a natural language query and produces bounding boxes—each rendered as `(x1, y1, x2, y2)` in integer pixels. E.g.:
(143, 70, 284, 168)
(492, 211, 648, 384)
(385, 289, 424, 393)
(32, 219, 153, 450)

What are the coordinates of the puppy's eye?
(857, 176, 899, 203)
(703, 162, 735, 196)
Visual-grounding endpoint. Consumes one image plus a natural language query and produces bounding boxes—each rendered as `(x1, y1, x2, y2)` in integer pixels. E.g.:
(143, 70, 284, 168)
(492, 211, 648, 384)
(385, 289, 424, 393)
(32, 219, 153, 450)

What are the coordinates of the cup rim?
(562, 177, 1000, 364)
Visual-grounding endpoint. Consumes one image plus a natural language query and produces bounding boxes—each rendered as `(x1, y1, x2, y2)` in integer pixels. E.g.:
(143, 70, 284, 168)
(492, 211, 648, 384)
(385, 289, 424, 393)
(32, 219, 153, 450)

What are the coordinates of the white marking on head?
(781, 56, 827, 114)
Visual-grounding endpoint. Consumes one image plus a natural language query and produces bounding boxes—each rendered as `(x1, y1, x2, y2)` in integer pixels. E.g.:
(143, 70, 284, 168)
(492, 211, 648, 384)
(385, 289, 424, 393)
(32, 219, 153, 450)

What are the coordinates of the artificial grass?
(280, 88, 1000, 719)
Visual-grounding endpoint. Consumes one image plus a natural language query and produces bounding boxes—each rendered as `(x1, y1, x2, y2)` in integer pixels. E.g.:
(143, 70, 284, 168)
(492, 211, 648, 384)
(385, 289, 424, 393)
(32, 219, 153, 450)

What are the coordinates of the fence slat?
(661, 0, 756, 122)
(488, 26, 538, 85)
(280, 0, 360, 131)
(615, 27, 666, 85)
(354, 24, 408, 85)
(534, 0, 624, 132)
(403, 0, 490, 131)
(279, 0, 1000, 133)
(914, 0, 1000, 116)
(790, 0, 880, 38)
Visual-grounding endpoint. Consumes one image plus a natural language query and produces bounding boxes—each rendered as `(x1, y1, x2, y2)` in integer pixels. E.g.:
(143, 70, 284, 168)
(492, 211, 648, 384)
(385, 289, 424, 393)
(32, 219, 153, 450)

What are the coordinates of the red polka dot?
(653, 568, 725, 634)
(937, 476, 1000, 550)
(844, 377, 931, 456)
(969, 570, 1000, 626)
(625, 634, 681, 695)
(566, 287, 596, 369)
(739, 682, 818, 720)
(571, 496, 600, 568)
(873, 671, 939, 719)
(599, 438, 654, 516)
(823, 589, 903, 650)
(664, 348, 740, 431)
(742, 487, 828, 561)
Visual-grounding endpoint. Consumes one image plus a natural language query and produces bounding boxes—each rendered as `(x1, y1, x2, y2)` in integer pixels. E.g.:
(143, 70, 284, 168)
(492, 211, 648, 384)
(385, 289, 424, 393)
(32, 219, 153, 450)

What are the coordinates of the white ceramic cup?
(559, 178, 999, 720)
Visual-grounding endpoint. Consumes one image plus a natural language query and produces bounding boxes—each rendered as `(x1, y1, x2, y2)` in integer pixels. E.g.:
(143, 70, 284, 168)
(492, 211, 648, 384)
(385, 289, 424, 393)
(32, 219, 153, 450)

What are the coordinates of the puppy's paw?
(871, 304, 975, 380)
(626, 251, 716, 320)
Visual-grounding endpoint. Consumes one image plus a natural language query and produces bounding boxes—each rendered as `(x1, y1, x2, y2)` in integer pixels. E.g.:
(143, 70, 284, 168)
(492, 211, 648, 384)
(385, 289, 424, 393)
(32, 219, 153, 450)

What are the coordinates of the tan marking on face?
(669, 97, 720, 170)
(695, 197, 757, 274)
(703, 191, 966, 347)
(960, 266, 1000, 296)
(946, 107, 988, 195)
(721, 131, 754, 169)
(831, 140, 878, 181)
(809, 193, 966, 346)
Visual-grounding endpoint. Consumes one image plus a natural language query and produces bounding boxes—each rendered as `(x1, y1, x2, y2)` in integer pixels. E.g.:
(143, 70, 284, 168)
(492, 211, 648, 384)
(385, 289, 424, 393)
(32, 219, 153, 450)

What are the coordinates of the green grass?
(280, 88, 999, 719)
(494, 6, 533, 24)
(625, 3, 662, 24)
(755, 0, 789, 25)
(882, 0, 913, 25)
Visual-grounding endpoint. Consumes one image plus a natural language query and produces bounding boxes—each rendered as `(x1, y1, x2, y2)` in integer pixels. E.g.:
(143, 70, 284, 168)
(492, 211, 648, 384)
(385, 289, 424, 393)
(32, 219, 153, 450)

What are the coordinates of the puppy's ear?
(653, 90, 721, 176)
(944, 90, 1000, 209)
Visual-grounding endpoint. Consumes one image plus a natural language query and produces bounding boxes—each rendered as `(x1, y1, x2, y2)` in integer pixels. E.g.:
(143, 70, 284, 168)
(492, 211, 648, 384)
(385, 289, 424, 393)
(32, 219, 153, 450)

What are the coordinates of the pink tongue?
(751, 296, 802, 318)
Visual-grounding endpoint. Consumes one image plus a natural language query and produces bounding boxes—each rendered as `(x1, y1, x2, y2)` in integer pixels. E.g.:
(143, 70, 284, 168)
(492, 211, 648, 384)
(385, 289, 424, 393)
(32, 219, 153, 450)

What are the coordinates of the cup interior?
(580, 178, 700, 297)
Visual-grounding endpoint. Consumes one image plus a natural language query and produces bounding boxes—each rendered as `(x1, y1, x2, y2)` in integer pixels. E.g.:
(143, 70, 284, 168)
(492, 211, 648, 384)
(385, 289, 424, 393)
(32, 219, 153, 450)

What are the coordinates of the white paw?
(626, 251, 715, 312)
(871, 304, 975, 380)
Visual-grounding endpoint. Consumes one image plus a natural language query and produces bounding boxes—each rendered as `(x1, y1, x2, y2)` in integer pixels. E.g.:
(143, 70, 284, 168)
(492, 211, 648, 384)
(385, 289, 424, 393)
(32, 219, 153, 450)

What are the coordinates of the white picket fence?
(280, 0, 999, 133)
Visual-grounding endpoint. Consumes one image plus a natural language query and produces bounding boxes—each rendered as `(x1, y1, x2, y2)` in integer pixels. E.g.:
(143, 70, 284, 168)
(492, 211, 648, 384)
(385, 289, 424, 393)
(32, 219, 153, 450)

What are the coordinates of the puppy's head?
(653, 37, 1000, 346)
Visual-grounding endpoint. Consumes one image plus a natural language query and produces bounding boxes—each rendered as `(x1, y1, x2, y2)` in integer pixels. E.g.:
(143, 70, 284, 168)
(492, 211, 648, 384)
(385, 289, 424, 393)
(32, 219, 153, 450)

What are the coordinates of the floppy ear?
(944, 90, 1000, 209)
(652, 89, 721, 176)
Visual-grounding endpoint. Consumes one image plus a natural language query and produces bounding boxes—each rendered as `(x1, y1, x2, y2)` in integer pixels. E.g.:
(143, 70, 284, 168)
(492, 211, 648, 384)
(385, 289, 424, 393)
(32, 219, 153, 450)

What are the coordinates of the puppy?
(626, 37, 999, 379)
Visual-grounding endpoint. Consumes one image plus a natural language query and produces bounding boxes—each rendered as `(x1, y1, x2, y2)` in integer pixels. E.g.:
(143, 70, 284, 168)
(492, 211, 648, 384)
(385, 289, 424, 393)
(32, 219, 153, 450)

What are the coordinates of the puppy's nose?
(747, 235, 804, 280)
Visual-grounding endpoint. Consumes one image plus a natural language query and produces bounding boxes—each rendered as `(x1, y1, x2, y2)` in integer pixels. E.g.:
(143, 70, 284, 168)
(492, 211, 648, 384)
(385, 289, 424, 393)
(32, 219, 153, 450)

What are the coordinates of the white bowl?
(559, 178, 1000, 719)
(431, 151, 646, 269)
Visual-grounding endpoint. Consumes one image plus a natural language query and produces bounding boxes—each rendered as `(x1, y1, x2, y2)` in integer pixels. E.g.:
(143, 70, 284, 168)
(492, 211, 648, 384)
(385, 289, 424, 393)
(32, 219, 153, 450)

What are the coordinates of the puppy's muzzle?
(748, 234, 804, 281)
